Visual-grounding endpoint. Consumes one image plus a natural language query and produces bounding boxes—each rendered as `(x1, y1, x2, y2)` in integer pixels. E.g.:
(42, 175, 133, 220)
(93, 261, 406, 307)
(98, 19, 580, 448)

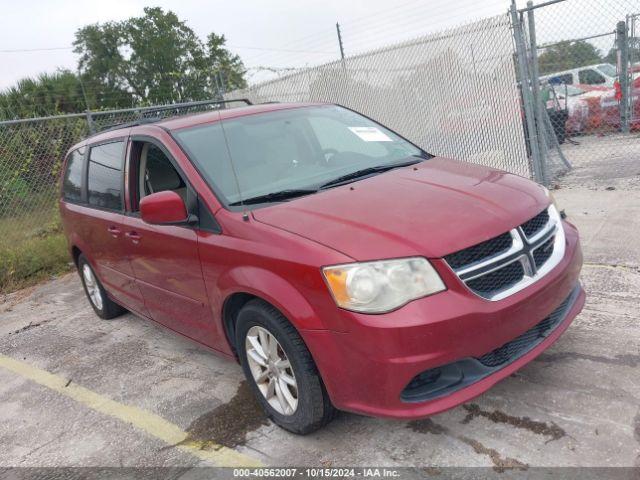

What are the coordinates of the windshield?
(173, 105, 427, 206)
(597, 64, 617, 77)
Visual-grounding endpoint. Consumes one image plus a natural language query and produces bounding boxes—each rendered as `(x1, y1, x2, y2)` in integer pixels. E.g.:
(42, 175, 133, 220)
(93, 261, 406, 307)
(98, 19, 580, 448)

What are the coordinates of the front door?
(123, 139, 212, 342)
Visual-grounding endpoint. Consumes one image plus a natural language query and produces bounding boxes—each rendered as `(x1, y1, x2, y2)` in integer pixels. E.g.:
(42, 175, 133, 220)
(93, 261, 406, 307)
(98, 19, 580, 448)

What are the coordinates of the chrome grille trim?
(446, 205, 566, 301)
(461, 253, 527, 282)
(455, 229, 522, 277)
(525, 212, 555, 244)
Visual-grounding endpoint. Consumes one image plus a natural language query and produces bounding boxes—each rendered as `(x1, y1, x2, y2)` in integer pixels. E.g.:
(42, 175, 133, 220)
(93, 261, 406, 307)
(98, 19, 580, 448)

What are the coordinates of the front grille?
(521, 209, 550, 238)
(476, 291, 574, 367)
(466, 261, 524, 297)
(533, 235, 555, 268)
(443, 207, 563, 301)
(444, 232, 512, 270)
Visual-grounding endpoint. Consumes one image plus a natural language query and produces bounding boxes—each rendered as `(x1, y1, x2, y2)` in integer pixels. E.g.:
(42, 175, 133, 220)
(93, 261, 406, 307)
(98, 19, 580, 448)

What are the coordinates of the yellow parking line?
(0, 353, 262, 467)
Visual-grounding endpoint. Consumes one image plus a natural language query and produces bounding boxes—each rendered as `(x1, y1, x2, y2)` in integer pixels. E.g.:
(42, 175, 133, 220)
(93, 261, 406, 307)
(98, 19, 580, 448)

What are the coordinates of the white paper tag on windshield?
(348, 126, 393, 142)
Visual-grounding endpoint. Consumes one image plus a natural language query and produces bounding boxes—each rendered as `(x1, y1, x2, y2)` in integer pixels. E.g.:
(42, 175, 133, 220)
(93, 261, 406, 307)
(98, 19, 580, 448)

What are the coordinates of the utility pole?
(336, 22, 345, 60)
(77, 71, 95, 135)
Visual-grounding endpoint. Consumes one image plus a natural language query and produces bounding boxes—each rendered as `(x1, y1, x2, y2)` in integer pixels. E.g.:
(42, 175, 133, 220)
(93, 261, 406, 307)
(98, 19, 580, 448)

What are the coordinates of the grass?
(0, 210, 73, 294)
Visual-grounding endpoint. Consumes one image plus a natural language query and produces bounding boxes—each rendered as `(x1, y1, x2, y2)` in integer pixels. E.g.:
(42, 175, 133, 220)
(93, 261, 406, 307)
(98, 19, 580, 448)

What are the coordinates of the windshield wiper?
(318, 157, 425, 190)
(228, 189, 318, 206)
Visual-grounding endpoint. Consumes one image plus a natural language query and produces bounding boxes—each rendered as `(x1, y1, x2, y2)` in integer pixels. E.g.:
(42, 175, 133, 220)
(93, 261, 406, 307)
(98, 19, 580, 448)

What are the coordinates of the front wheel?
(236, 300, 336, 434)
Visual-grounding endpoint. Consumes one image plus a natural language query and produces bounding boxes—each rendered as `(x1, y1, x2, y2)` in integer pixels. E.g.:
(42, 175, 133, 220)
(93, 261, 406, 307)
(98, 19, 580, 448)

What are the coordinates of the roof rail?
(96, 117, 165, 135)
(91, 98, 254, 136)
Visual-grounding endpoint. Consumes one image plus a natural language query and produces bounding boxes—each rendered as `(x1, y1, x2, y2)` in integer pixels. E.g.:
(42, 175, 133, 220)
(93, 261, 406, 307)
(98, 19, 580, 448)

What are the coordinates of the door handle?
(126, 231, 142, 244)
(107, 226, 121, 238)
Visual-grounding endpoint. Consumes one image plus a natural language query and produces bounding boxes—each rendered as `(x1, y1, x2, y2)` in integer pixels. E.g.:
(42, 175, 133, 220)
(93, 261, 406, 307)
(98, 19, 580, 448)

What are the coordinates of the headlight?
(322, 257, 446, 313)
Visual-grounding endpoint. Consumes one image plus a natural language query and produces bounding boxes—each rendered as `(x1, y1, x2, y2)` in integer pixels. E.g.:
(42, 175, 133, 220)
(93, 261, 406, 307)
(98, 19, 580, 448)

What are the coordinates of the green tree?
(603, 45, 640, 65)
(0, 70, 114, 120)
(603, 48, 617, 65)
(538, 40, 603, 75)
(73, 7, 246, 105)
(70, 20, 135, 109)
(206, 33, 247, 92)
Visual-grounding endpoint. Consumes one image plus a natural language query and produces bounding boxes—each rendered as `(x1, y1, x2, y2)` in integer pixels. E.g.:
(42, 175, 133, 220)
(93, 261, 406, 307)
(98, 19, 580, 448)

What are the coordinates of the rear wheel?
(78, 254, 126, 320)
(236, 299, 336, 434)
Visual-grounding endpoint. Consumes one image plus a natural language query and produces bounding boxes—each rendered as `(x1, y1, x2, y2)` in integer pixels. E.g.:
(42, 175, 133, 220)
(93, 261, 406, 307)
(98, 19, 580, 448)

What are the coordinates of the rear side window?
(578, 69, 605, 85)
(87, 141, 124, 211)
(62, 147, 85, 202)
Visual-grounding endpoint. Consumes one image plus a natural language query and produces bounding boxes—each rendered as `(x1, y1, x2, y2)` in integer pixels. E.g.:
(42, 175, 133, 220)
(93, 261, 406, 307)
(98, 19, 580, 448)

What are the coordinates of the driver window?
(136, 142, 186, 208)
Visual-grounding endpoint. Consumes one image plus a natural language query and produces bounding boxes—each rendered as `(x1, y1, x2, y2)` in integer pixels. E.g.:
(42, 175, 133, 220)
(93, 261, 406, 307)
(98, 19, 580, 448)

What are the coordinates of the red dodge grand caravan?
(59, 102, 584, 433)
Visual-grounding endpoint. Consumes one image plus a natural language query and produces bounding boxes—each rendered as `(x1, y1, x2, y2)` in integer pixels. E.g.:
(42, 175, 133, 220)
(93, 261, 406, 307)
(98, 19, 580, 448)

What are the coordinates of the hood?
(252, 157, 549, 260)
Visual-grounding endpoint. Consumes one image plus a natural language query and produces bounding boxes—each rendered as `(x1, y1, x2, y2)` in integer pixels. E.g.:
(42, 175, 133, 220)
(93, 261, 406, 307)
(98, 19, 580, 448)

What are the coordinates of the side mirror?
(140, 191, 194, 225)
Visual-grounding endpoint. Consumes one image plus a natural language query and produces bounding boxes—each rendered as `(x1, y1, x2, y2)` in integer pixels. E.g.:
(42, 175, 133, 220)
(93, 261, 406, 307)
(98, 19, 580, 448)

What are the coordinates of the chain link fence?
(2, 0, 639, 257)
(0, 100, 233, 253)
(516, 0, 640, 187)
(227, 0, 640, 190)
(226, 14, 532, 179)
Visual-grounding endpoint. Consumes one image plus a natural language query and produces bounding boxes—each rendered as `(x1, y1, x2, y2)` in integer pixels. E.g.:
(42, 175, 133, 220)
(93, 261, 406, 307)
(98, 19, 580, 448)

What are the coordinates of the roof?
(158, 102, 326, 131)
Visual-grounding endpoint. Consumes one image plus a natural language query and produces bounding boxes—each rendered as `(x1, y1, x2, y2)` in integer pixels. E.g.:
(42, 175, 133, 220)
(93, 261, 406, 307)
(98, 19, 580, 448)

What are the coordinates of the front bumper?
(301, 221, 584, 419)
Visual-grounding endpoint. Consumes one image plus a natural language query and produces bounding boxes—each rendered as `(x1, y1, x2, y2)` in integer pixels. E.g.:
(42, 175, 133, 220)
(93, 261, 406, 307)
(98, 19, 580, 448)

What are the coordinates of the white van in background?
(540, 63, 617, 87)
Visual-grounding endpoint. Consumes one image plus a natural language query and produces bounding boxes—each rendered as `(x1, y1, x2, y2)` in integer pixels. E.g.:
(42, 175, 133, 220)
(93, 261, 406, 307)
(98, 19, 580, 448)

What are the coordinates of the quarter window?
(87, 141, 124, 211)
(62, 147, 85, 202)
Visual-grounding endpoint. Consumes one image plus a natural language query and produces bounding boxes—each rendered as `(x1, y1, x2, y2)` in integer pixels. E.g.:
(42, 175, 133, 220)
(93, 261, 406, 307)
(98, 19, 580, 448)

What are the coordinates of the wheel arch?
(218, 266, 328, 357)
(222, 291, 258, 358)
(71, 245, 82, 267)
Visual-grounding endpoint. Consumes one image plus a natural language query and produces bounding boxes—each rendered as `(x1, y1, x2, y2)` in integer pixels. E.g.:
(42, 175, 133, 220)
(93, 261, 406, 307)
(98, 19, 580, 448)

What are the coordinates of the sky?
(0, 0, 513, 89)
(0, 0, 630, 90)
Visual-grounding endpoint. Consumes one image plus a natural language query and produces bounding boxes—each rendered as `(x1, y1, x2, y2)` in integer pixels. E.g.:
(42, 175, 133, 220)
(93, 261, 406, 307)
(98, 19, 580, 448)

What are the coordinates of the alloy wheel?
(82, 264, 103, 311)
(245, 325, 298, 415)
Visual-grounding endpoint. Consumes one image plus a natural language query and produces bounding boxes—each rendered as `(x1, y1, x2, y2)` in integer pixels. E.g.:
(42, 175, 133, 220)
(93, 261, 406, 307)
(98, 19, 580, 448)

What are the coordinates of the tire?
(236, 299, 336, 434)
(78, 254, 126, 320)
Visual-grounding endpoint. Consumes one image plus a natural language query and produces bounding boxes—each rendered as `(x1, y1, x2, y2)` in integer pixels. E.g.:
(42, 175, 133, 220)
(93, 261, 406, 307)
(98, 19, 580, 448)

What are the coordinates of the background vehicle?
(59, 103, 584, 433)
(540, 63, 618, 87)
(545, 83, 610, 135)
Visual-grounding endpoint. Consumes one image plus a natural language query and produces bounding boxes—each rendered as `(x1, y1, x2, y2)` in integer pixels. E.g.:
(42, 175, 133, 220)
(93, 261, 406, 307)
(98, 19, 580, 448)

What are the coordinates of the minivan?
(59, 102, 585, 433)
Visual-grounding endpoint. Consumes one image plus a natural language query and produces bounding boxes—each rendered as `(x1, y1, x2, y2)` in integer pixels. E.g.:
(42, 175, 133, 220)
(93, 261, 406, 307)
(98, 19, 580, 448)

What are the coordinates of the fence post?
(526, 1, 549, 186)
(617, 20, 630, 134)
(543, 107, 572, 169)
(510, 1, 544, 184)
(85, 110, 95, 135)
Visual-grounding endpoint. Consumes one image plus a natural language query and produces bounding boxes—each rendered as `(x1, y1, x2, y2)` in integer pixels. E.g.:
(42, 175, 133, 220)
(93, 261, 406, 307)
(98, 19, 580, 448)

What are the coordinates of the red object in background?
(614, 80, 622, 101)
(596, 77, 640, 131)
(59, 103, 584, 420)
